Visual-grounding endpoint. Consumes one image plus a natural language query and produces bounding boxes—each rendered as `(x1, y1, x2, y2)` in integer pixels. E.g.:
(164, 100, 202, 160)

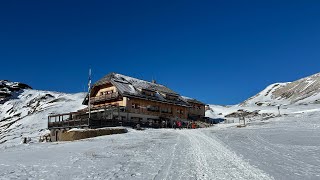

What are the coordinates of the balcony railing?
(90, 92, 119, 104)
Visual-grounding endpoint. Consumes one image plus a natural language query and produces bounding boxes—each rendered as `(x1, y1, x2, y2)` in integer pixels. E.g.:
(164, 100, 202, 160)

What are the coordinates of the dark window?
(132, 103, 140, 109)
(161, 107, 172, 113)
(142, 90, 155, 97)
(147, 105, 159, 112)
(176, 109, 184, 114)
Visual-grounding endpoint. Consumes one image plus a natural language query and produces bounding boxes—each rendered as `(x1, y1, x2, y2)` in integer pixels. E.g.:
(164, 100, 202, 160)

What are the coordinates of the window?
(100, 90, 114, 96)
(132, 103, 140, 109)
(193, 105, 201, 110)
(131, 117, 142, 123)
(166, 95, 177, 101)
(141, 89, 155, 97)
(161, 107, 172, 113)
(147, 105, 159, 112)
(176, 109, 184, 114)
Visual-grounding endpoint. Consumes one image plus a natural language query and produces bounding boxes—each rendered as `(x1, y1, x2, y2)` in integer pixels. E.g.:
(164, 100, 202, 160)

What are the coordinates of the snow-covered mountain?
(241, 72, 320, 107)
(206, 72, 320, 119)
(0, 80, 32, 103)
(0, 80, 86, 147)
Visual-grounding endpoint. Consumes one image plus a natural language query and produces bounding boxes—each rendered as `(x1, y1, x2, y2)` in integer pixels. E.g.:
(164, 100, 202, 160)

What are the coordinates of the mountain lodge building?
(48, 72, 205, 140)
(83, 73, 205, 123)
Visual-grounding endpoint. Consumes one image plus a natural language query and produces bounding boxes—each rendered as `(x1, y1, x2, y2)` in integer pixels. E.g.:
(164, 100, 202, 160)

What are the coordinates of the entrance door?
(55, 131, 59, 141)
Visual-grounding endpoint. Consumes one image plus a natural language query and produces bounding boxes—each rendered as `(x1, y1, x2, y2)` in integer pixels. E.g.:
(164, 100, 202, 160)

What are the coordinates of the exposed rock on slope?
(241, 72, 320, 106)
(0, 80, 86, 147)
(0, 80, 32, 103)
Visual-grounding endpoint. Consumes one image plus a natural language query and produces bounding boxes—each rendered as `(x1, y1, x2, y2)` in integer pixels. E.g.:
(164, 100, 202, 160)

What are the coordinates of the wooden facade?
(87, 74, 205, 122)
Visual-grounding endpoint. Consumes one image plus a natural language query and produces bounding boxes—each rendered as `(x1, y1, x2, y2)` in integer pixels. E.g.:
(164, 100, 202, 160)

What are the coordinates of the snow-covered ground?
(215, 111, 320, 180)
(1, 107, 319, 180)
(0, 128, 272, 180)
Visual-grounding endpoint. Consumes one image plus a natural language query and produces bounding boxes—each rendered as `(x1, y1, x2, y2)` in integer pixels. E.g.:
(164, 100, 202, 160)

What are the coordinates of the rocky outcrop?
(0, 80, 32, 103)
(241, 72, 320, 106)
(225, 109, 274, 119)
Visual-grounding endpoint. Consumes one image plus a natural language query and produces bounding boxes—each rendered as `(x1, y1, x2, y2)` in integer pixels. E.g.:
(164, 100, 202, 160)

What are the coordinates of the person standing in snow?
(192, 121, 196, 129)
(177, 121, 182, 130)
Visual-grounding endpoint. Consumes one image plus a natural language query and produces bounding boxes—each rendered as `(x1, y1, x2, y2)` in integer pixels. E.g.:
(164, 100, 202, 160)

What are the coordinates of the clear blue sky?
(1, 0, 320, 105)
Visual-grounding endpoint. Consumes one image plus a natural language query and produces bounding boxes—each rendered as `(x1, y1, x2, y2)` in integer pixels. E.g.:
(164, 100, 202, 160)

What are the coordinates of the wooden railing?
(48, 112, 90, 129)
(47, 106, 121, 129)
(90, 92, 119, 104)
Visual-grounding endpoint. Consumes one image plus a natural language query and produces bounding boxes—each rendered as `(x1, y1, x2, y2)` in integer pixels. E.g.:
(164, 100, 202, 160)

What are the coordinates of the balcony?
(90, 92, 119, 104)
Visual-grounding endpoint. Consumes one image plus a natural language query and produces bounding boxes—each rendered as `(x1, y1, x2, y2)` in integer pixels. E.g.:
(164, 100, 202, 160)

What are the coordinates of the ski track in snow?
(180, 130, 272, 180)
(0, 128, 273, 180)
(215, 115, 320, 180)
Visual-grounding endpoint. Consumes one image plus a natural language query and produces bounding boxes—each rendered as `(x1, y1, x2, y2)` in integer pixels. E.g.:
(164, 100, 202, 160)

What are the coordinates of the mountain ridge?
(240, 72, 320, 106)
(0, 80, 86, 147)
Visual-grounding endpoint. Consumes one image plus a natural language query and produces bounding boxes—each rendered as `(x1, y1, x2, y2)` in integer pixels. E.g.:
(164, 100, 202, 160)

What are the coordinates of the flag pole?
(88, 68, 92, 122)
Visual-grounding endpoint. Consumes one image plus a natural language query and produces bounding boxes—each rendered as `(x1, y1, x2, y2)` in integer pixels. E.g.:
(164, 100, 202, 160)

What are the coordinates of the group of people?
(133, 120, 198, 129)
(172, 121, 197, 129)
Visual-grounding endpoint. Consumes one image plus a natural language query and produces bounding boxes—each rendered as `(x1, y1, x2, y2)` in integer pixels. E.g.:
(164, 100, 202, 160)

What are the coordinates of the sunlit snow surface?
(1, 108, 320, 179)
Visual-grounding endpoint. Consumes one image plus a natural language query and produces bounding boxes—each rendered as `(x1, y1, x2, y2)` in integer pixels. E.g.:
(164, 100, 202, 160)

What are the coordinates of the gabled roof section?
(87, 72, 190, 106)
(181, 96, 205, 105)
(113, 73, 178, 95)
(94, 72, 179, 95)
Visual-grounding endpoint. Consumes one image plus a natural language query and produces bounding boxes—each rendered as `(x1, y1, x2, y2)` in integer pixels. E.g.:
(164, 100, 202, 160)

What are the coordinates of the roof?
(94, 73, 178, 95)
(181, 96, 206, 105)
(83, 72, 194, 106)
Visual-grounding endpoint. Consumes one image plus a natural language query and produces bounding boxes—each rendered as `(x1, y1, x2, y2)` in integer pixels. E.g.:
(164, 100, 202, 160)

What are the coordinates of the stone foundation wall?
(51, 128, 127, 141)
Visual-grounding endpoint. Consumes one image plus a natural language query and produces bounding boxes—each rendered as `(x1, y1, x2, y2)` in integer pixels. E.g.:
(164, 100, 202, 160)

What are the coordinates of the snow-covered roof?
(85, 72, 193, 107)
(94, 73, 178, 95)
(181, 96, 205, 105)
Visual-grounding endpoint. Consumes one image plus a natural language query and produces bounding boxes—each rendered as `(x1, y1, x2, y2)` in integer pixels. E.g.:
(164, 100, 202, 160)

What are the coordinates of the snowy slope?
(0, 81, 86, 147)
(1, 110, 320, 179)
(241, 72, 320, 107)
(205, 105, 228, 118)
(240, 83, 289, 107)
(206, 72, 320, 120)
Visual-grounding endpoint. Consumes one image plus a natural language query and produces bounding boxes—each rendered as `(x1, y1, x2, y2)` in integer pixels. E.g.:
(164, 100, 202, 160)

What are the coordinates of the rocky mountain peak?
(0, 80, 32, 103)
